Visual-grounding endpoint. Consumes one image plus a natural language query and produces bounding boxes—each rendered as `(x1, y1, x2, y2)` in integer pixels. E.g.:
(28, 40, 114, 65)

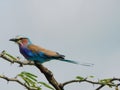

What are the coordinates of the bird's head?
(9, 36, 32, 46)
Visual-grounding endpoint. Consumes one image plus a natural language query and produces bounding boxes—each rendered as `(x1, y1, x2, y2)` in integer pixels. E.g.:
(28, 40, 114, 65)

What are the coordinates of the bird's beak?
(9, 38, 18, 42)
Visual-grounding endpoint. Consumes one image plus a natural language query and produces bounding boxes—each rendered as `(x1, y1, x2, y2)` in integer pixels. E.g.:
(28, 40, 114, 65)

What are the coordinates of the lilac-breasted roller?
(9, 36, 93, 66)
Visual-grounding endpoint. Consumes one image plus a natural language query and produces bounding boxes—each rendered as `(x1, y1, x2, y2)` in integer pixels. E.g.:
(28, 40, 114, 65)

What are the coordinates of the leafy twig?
(0, 51, 61, 90)
(0, 75, 34, 90)
(0, 50, 34, 66)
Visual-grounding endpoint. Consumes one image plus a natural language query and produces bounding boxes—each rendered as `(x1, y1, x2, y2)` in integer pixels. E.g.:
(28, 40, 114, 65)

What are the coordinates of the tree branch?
(0, 50, 34, 66)
(0, 75, 35, 90)
(62, 78, 120, 90)
(35, 62, 62, 90)
(0, 50, 62, 90)
(1, 50, 120, 90)
(61, 79, 101, 87)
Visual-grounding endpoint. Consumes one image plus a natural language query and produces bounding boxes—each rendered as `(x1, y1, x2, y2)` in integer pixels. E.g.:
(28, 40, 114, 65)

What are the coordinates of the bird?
(9, 36, 93, 66)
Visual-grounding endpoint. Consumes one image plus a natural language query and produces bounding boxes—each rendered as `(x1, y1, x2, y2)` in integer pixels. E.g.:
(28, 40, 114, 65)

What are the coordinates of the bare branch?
(96, 85, 105, 90)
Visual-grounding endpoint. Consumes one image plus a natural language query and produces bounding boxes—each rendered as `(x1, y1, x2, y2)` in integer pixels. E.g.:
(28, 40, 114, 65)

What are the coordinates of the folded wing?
(27, 44, 65, 59)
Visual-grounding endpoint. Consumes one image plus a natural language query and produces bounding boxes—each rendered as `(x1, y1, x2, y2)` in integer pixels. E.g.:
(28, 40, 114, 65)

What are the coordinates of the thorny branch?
(0, 50, 120, 90)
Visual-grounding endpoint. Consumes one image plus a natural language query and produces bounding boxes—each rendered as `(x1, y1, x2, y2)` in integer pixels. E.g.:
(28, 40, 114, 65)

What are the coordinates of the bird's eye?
(19, 38, 24, 40)
(19, 38, 27, 40)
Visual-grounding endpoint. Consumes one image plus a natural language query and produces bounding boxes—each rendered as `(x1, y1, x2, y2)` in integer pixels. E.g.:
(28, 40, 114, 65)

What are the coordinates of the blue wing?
(19, 44, 64, 63)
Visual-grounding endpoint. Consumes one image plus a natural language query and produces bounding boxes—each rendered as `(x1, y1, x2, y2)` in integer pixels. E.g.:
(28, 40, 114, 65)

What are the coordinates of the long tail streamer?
(60, 59, 94, 67)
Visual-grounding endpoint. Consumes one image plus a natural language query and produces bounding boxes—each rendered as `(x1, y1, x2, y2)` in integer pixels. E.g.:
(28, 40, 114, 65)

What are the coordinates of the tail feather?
(60, 59, 79, 64)
(78, 63, 94, 67)
(60, 59, 94, 67)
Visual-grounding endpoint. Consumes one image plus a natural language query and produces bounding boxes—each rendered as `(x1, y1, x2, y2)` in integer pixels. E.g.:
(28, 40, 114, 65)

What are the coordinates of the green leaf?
(38, 82, 54, 90)
(22, 72, 37, 82)
(18, 71, 38, 83)
(37, 87, 42, 90)
(107, 84, 113, 88)
(3, 51, 18, 61)
(99, 78, 112, 84)
(21, 71, 37, 78)
(18, 72, 37, 87)
(22, 77, 31, 86)
(88, 76, 94, 78)
(27, 77, 36, 85)
(29, 86, 42, 90)
(76, 76, 84, 80)
(99, 78, 113, 88)
(17, 72, 43, 90)
(17, 73, 24, 78)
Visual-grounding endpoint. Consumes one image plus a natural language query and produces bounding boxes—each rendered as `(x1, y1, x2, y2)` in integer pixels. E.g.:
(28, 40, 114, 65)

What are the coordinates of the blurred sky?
(0, 0, 120, 90)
